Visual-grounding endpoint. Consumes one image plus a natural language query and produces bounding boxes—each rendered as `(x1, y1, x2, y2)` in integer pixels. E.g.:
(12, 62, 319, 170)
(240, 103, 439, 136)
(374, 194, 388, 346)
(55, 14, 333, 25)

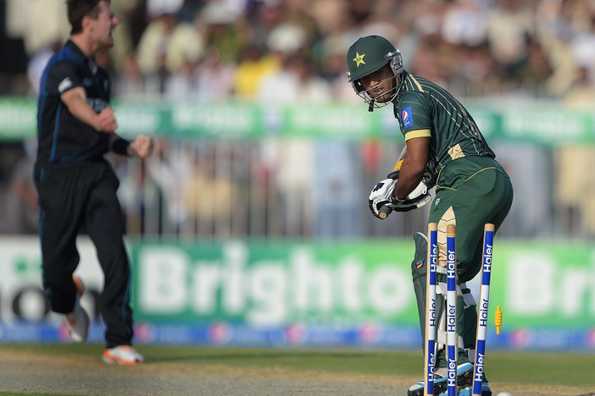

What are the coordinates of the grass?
(1, 344, 594, 394)
(0, 394, 77, 396)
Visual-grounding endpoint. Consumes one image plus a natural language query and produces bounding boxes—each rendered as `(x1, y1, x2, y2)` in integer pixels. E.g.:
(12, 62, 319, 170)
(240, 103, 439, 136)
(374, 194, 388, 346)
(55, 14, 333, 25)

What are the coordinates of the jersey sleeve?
(395, 92, 432, 141)
(46, 61, 83, 96)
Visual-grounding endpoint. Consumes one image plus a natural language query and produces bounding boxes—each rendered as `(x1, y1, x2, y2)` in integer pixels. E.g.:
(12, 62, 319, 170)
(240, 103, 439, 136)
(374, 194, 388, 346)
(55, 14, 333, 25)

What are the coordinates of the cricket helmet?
(346, 35, 404, 110)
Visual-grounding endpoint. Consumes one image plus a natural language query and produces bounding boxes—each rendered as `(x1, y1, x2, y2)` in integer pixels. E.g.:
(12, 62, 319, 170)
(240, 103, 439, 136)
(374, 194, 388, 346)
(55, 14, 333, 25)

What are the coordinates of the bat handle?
(378, 205, 392, 219)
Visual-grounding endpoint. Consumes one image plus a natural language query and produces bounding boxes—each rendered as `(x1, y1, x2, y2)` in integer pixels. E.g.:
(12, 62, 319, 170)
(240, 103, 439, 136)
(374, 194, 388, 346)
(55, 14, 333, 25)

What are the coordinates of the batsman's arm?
(394, 136, 429, 200)
(387, 145, 407, 179)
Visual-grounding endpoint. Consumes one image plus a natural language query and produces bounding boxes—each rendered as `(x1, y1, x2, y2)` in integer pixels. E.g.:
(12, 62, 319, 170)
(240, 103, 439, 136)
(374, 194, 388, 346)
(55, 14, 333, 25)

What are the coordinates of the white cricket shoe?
(63, 275, 90, 342)
(102, 346, 144, 365)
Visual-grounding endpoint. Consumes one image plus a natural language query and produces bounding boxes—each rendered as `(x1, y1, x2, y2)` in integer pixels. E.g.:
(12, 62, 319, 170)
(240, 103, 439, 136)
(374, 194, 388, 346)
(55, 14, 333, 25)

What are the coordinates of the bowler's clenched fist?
(128, 135, 153, 159)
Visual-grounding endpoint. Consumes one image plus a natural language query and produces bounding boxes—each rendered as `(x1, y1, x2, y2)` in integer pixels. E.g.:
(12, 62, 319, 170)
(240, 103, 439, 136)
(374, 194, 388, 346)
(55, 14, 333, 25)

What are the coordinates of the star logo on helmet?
(353, 52, 366, 67)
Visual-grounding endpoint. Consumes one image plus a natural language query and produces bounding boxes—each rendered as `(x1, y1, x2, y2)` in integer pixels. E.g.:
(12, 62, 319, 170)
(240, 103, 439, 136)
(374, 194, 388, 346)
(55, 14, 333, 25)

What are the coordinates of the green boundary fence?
(2, 97, 594, 144)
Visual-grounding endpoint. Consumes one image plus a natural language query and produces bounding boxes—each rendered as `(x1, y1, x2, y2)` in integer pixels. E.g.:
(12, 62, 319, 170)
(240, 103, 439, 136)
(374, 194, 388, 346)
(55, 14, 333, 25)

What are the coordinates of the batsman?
(346, 35, 513, 395)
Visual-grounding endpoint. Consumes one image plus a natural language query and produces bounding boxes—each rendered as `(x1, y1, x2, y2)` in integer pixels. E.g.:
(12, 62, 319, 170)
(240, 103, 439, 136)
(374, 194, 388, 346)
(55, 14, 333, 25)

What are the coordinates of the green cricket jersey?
(393, 72, 496, 187)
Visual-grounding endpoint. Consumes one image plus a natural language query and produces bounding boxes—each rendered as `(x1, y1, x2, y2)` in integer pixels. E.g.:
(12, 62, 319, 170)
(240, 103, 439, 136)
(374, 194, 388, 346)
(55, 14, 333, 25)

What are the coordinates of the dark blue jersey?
(36, 40, 112, 165)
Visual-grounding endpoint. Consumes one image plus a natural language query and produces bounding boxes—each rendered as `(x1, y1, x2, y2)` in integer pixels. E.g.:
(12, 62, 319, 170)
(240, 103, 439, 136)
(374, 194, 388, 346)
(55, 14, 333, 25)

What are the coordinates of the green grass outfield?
(0, 344, 594, 395)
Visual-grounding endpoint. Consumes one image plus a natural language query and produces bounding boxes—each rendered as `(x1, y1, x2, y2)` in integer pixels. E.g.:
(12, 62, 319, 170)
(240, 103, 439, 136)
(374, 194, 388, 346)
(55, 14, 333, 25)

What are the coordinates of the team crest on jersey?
(58, 78, 72, 93)
(401, 106, 414, 128)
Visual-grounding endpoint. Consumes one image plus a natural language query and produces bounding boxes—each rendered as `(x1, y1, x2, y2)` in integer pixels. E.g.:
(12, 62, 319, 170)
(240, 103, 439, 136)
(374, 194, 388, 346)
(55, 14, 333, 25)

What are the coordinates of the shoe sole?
(65, 306, 90, 343)
(67, 275, 89, 342)
(102, 354, 142, 366)
(73, 275, 85, 297)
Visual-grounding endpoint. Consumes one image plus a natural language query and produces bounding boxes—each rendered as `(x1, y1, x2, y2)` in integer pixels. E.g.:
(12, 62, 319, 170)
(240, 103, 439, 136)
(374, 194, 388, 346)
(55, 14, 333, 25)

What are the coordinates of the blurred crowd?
(1, 0, 595, 239)
(2, 0, 595, 101)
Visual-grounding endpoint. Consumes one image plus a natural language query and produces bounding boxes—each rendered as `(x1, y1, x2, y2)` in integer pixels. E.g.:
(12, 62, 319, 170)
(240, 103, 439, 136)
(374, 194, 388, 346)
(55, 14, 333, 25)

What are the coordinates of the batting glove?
(368, 178, 396, 219)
